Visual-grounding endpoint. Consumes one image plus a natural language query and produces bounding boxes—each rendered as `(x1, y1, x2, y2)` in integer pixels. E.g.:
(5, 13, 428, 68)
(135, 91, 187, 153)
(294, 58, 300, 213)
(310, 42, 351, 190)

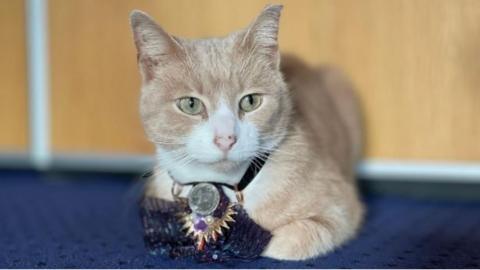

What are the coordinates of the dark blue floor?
(1, 170, 479, 268)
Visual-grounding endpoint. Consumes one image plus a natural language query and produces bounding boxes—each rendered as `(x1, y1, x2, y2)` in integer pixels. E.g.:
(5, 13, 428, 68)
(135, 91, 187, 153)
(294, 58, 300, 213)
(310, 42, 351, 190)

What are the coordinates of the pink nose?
(214, 135, 237, 151)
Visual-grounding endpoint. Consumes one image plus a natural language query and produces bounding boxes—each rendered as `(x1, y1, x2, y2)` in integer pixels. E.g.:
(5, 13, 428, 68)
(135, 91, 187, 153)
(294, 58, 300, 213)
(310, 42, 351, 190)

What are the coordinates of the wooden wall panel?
(309, 0, 480, 161)
(0, 0, 28, 151)
(50, 0, 480, 160)
(50, 0, 151, 154)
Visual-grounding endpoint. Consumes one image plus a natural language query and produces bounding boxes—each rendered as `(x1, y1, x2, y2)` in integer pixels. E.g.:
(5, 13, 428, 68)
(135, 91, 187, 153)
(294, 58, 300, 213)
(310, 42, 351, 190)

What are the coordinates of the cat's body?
(131, 5, 364, 260)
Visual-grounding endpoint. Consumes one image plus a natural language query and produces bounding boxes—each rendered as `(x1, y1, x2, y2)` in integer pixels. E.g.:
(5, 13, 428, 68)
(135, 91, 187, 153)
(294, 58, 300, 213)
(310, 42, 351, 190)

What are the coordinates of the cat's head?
(130, 5, 292, 185)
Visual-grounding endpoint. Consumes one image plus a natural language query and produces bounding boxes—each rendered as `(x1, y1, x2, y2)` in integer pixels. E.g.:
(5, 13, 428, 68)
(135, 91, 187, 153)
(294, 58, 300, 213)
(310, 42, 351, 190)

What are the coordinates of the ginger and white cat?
(130, 5, 364, 260)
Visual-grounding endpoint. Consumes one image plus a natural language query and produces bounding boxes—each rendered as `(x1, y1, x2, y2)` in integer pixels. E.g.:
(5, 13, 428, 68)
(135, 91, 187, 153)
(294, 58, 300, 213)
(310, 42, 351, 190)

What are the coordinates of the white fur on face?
(157, 100, 261, 185)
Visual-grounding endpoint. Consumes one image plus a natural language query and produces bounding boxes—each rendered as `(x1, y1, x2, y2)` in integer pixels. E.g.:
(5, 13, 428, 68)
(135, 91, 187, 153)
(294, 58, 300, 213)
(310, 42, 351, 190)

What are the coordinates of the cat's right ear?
(129, 10, 184, 82)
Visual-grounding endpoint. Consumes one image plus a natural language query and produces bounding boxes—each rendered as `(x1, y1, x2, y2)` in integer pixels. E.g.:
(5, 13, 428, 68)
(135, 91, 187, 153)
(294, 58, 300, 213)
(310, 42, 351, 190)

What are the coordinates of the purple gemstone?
(194, 219, 208, 231)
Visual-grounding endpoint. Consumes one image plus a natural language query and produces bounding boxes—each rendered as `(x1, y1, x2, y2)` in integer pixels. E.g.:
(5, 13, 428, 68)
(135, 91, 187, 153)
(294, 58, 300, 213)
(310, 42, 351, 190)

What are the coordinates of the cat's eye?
(239, 94, 263, 112)
(177, 97, 204, 115)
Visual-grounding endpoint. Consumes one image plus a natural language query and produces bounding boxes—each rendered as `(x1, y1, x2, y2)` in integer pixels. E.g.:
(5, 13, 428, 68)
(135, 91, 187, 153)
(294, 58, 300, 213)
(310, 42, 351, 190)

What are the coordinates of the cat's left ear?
(129, 10, 184, 82)
(241, 4, 283, 69)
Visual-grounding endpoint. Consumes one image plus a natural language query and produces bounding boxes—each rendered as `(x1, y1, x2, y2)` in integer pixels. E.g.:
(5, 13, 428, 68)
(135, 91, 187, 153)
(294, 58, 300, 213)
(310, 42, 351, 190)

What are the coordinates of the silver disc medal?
(187, 183, 220, 216)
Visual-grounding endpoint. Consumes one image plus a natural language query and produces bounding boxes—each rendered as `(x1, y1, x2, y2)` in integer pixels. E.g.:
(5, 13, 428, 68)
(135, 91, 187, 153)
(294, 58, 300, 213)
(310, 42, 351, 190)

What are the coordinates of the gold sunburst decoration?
(175, 183, 237, 250)
(179, 203, 236, 251)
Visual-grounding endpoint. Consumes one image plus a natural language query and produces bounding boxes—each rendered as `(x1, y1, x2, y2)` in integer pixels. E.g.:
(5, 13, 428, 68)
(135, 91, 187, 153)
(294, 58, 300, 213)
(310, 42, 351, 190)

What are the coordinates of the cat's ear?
(129, 10, 184, 82)
(241, 4, 283, 69)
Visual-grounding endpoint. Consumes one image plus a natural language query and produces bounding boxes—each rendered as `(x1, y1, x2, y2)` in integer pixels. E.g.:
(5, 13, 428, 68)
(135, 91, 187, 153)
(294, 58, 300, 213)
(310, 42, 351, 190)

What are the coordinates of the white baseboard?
(357, 159, 480, 183)
(50, 153, 154, 173)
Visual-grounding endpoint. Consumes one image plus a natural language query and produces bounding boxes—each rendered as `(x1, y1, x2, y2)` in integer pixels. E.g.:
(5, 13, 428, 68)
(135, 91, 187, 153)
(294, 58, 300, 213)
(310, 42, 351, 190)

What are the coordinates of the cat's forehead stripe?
(180, 36, 246, 97)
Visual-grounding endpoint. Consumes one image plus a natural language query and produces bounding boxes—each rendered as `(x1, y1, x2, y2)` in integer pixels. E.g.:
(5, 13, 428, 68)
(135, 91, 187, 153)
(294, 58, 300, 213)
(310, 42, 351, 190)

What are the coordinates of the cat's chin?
(167, 158, 250, 185)
(196, 158, 243, 170)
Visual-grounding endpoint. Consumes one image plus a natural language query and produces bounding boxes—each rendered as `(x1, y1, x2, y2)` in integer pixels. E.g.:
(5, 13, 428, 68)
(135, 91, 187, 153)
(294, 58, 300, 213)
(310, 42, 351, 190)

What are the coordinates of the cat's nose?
(214, 135, 237, 152)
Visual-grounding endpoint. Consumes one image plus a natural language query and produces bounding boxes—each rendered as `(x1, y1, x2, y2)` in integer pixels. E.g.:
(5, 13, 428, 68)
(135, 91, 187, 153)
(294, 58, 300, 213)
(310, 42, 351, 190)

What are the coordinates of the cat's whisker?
(258, 130, 298, 138)
(259, 134, 303, 144)
(258, 138, 309, 148)
(166, 157, 196, 178)
(256, 145, 298, 153)
(151, 138, 186, 144)
(153, 142, 185, 146)
(254, 152, 281, 164)
(231, 148, 289, 162)
(255, 147, 299, 158)
(250, 158, 262, 173)
(155, 150, 190, 169)
(152, 154, 195, 180)
(151, 135, 190, 144)
(253, 156, 267, 169)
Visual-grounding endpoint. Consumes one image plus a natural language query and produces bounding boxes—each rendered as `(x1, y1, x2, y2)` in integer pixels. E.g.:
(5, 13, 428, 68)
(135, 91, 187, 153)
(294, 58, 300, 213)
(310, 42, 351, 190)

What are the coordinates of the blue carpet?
(0, 170, 479, 268)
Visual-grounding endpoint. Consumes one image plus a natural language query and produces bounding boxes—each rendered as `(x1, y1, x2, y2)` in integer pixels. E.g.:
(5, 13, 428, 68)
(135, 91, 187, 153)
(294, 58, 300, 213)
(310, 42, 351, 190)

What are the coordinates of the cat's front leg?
(263, 218, 340, 260)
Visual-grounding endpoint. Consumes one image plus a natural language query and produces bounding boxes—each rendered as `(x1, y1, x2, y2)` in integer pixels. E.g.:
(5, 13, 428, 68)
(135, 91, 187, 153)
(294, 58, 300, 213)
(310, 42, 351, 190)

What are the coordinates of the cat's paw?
(262, 219, 337, 260)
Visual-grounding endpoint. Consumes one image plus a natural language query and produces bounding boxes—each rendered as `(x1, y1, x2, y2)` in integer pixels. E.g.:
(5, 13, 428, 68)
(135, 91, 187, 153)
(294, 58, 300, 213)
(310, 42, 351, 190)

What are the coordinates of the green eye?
(239, 94, 263, 112)
(177, 97, 204, 115)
